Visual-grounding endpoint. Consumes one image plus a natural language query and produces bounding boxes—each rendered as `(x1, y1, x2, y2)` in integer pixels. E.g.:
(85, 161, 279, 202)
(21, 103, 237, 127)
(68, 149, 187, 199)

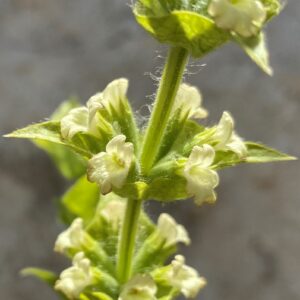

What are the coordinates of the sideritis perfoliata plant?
(5, 0, 295, 299)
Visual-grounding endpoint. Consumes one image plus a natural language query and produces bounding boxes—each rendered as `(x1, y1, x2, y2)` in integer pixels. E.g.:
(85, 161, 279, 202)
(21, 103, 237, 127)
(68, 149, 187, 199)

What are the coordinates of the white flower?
(87, 135, 134, 194)
(86, 78, 128, 121)
(119, 274, 157, 300)
(60, 78, 128, 140)
(61, 107, 90, 139)
(165, 255, 206, 298)
(100, 200, 126, 230)
(184, 144, 219, 205)
(208, 0, 267, 37)
(55, 252, 93, 299)
(157, 213, 190, 248)
(173, 84, 208, 119)
(54, 218, 87, 254)
(213, 111, 247, 157)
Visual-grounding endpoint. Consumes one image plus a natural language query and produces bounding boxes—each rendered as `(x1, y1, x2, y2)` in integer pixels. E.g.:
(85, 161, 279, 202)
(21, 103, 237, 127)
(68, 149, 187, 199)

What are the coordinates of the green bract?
(134, 0, 281, 74)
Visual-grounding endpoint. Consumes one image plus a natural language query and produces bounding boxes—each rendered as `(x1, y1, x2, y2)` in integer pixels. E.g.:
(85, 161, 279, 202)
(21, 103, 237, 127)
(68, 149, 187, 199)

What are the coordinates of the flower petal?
(119, 274, 157, 300)
(208, 0, 267, 37)
(55, 252, 93, 299)
(157, 213, 190, 247)
(174, 84, 208, 119)
(88, 135, 134, 193)
(60, 107, 89, 139)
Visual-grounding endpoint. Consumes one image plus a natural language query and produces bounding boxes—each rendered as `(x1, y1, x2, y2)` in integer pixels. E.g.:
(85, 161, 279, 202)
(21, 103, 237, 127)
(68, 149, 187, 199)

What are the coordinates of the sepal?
(134, 10, 229, 58)
(233, 32, 273, 75)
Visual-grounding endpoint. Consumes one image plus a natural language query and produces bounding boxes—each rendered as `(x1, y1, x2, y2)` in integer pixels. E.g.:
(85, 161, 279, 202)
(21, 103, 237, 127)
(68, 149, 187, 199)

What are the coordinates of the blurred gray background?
(0, 0, 299, 299)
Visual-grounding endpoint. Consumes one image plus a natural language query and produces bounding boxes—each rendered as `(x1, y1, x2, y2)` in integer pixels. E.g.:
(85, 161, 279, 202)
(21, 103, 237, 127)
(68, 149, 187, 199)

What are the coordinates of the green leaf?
(5, 121, 91, 157)
(60, 176, 100, 225)
(20, 267, 57, 286)
(5, 120, 108, 158)
(233, 32, 273, 75)
(70, 131, 106, 155)
(213, 150, 241, 169)
(134, 10, 229, 58)
(213, 142, 296, 169)
(245, 142, 296, 163)
(6, 121, 63, 143)
(6, 98, 86, 179)
(35, 140, 86, 179)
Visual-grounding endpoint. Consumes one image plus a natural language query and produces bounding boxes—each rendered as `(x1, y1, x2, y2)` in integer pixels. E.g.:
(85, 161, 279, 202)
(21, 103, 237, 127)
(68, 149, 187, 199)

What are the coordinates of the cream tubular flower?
(61, 107, 90, 139)
(214, 111, 247, 157)
(173, 83, 208, 119)
(157, 213, 190, 248)
(54, 218, 86, 254)
(208, 0, 267, 37)
(87, 135, 134, 194)
(119, 274, 157, 300)
(166, 255, 206, 298)
(60, 78, 128, 140)
(87, 78, 128, 118)
(55, 252, 93, 299)
(100, 200, 126, 230)
(184, 144, 219, 205)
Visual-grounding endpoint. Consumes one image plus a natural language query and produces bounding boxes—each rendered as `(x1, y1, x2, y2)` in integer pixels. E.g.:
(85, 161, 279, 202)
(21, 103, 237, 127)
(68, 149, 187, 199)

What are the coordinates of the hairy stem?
(117, 198, 142, 283)
(140, 46, 189, 174)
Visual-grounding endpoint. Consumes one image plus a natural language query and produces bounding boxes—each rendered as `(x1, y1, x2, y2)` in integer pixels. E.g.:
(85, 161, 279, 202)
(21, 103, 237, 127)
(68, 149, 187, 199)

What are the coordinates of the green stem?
(117, 198, 142, 283)
(116, 47, 188, 284)
(140, 46, 189, 174)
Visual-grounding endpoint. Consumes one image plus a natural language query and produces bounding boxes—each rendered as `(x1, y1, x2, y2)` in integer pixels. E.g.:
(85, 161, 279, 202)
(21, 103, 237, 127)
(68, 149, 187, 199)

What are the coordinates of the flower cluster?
(58, 79, 249, 206)
(53, 210, 205, 299)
